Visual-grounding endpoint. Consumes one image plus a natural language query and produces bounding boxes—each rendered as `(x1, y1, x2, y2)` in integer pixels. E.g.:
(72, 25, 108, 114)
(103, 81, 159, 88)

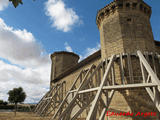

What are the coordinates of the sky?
(0, 0, 160, 103)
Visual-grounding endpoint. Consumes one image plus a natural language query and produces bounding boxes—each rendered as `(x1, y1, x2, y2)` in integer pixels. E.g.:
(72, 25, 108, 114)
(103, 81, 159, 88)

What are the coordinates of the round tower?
(50, 51, 79, 81)
(96, 1, 159, 120)
(96, 0, 155, 59)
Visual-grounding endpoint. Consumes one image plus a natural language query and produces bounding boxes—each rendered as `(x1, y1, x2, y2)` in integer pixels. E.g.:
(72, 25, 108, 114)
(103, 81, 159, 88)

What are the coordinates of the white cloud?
(0, 18, 50, 68)
(0, 18, 51, 103)
(64, 42, 73, 52)
(45, 0, 80, 32)
(80, 43, 100, 61)
(0, 0, 9, 11)
(0, 59, 50, 103)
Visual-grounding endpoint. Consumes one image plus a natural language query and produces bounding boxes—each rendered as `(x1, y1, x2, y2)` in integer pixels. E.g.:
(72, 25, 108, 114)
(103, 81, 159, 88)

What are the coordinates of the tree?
(9, 0, 35, 8)
(9, 0, 23, 8)
(3, 101, 8, 106)
(0, 100, 4, 105)
(0, 100, 8, 106)
(8, 87, 26, 116)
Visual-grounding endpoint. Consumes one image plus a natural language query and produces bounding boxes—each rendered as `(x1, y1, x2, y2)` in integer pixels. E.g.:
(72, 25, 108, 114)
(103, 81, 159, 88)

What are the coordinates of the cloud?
(80, 43, 100, 61)
(0, 58, 50, 103)
(0, 18, 50, 68)
(64, 42, 73, 52)
(45, 0, 80, 32)
(0, 0, 9, 11)
(0, 18, 51, 103)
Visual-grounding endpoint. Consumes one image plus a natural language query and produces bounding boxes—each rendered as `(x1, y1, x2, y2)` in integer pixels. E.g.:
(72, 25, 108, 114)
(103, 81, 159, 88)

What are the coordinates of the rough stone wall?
(50, 52, 79, 80)
(95, 0, 159, 119)
(51, 56, 102, 118)
(51, 57, 101, 94)
(49, 0, 160, 119)
(155, 45, 160, 54)
(99, 11, 124, 59)
(51, 54, 160, 120)
(106, 56, 159, 120)
(97, 0, 155, 59)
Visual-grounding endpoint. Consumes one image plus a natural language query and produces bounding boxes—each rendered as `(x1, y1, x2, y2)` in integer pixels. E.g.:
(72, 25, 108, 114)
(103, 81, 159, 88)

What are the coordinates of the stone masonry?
(50, 0, 160, 119)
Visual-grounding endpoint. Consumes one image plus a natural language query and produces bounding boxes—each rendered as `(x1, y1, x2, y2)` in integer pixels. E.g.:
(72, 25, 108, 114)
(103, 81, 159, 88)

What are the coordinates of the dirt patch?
(0, 112, 49, 120)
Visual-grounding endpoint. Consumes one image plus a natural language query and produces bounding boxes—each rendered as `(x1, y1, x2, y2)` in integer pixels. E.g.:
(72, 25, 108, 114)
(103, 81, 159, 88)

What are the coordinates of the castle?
(34, 0, 160, 120)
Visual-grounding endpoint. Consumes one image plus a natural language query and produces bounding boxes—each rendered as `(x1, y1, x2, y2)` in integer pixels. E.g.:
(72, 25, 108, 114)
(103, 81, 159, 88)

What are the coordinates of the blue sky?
(0, 0, 160, 103)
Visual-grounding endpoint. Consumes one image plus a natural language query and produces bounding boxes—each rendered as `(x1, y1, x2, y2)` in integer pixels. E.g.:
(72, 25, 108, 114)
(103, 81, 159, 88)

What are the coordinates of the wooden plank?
(50, 70, 85, 119)
(140, 61, 146, 83)
(76, 83, 157, 94)
(56, 63, 104, 120)
(40, 83, 63, 116)
(34, 91, 49, 112)
(95, 68, 98, 86)
(98, 67, 101, 86)
(111, 63, 115, 85)
(152, 53, 157, 74)
(127, 53, 134, 83)
(145, 87, 160, 112)
(86, 55, 115, 120)
(98, 108, 106, 120)
(120, 54, 125, 85)
(35, 84, 59, 114)
(51, 64, 97, 120)
(102, 60, 105, 76)
(105, 59, 109, 86)
(137, 51, 160, 91)
(98, 90, 115, 120)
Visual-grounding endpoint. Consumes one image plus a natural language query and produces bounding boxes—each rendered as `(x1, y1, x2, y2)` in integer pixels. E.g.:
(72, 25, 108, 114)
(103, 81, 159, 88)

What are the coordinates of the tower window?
(126, 3, 130, 8)
(127, 18, 132, 22)
(144, 7, 147, 13)
(100, 12, 104, 18)
(105, 9, 110, 14)
(140, 4, 143, 11)
(111, 5, 116, 10)
(132, 3, 137, 9)
(147, 10, 151, 15)
(118, 3, 123, 8)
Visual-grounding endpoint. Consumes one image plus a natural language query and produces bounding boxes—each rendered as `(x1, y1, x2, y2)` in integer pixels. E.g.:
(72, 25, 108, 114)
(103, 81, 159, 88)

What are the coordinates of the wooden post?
(127, 53, 134, 84)
(120, 54, 125, 85)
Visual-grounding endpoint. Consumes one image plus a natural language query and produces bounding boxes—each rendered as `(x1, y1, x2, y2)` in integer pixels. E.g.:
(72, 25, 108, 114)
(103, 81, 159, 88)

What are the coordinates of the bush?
(0, 100, 8, 106)
(3, 102, 8, 106)
(0, 100, 3, 105)
(0, 104, 14, 109)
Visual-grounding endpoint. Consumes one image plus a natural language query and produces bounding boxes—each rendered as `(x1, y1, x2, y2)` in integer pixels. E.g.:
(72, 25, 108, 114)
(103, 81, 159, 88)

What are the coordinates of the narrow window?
(126, 3, 130, 8)
(105, 9, 110, 14)
(147, 10, 151, 15)
(144, 7, 147, 13)
(118, 3, 123, 8)
(132, 3, 137, 9)
(127, 18, 132, 22)
(111, 5, 116, 10)
(140, 4, 143, 11)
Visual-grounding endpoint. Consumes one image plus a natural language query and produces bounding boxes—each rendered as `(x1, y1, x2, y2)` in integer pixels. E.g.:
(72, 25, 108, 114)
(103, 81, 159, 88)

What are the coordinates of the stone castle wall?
(49, 0, 160, 119)
(50, 52, 160, 120)
(97, 0, 155, 59)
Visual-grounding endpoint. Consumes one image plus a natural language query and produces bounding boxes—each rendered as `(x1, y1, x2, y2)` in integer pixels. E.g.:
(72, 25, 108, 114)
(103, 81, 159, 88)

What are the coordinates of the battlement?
(50, 51, 79, 81)
(96, 0, 151, 28)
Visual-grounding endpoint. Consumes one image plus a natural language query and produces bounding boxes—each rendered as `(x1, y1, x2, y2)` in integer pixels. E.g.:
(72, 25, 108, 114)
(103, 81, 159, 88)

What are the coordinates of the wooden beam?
(152, 53, 157, 74)
(137, 51, 160, 91)
(86, 55, 115, 120)
(68, 83, 157, 94)
(127, 53, 134, 83)
(120, 54, 125, 85)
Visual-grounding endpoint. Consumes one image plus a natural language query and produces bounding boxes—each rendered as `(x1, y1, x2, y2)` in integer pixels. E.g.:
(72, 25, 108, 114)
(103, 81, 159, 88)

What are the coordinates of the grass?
(0, 112, 49, 120)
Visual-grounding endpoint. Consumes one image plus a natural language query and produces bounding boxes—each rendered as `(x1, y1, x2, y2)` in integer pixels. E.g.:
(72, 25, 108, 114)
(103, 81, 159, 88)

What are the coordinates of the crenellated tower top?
(96, 0, 151, 29)
(96, 0, 155, 59)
